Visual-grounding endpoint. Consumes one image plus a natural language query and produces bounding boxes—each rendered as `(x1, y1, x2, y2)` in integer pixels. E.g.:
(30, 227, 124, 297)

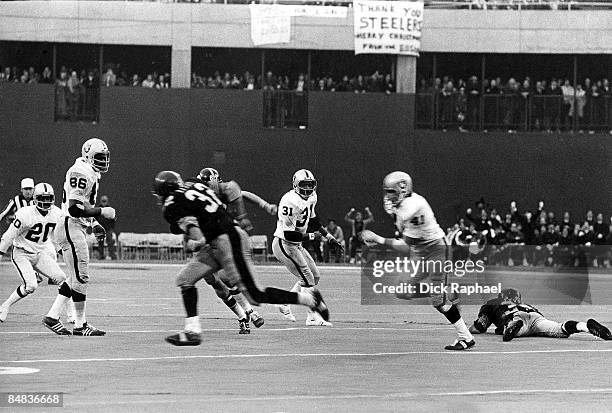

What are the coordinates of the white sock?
(2, 286, 25, 308)
(47, 293, 70, 320)
(453, 318, 474, 341)
(233, 293, 253, 314)
(228, 300, 246, 320)
(577, 321, 588, 332)
(74, 301, 86, 328)
(185, 316, 201, 334)
(290, 282, 302, 293)
(297, 292, 315, 307)
(65, 299, 76, 318)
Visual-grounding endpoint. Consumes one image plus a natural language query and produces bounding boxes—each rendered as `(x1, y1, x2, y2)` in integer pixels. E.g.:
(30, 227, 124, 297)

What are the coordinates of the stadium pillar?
(395, 55, 417, 94)
(171, 5, 192, 88)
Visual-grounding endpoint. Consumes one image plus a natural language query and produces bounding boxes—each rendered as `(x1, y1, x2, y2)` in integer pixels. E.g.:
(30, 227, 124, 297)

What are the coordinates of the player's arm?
(0, 215, 24, 255)
(344, 208, 355, 224)
(242, 190, 277, 216)
(361, 230, 411, 254)
(470, 303, 495, 334)
(363, 207, 374, 225)
(221, 181, 253, 232)
(66, 173, 115, 219)
(174, 214, 206, 252)
(0, 199, 16, 223)
(309, 215, 342, 251)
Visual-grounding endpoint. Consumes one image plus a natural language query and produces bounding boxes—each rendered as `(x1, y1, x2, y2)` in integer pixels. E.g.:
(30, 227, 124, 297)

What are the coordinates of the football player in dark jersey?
(153, 171, 329, 346)
(470, 288, 611, 342)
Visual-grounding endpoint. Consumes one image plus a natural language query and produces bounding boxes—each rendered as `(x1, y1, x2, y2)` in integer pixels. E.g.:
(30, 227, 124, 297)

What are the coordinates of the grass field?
(1, 262, 612, 412)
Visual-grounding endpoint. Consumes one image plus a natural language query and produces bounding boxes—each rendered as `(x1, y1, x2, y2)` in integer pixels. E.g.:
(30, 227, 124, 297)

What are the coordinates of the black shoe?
(42, 316, 72, 335)
(165, 331, 201, 346)
(444, 339, 475, 351)
(587, 319, 612, 340)
(238, 318, 251, 334)
(73, 322, 106, 336)
(310, 289, 329, 322)
(503, 320, 523, 342)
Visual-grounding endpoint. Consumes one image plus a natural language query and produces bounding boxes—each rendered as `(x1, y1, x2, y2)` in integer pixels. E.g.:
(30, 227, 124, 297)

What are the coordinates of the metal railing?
(263, 89, 308, 129)
(416, 93, 612, 133)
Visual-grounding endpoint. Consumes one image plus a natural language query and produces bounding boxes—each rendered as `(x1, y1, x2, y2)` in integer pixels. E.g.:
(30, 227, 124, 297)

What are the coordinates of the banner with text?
(250, 5, 348, 46)
(353, 0, 424, 56)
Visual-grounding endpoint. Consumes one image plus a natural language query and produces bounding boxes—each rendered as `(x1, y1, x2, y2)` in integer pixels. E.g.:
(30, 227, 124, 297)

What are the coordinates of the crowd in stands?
(448, 198, 611, 268)
(416, 75, 612, 134)
(191, 70, 395, 94)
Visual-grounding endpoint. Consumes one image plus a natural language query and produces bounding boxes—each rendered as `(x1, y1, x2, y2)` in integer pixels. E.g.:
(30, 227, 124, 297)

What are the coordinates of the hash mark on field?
(3, 348, 612, 364)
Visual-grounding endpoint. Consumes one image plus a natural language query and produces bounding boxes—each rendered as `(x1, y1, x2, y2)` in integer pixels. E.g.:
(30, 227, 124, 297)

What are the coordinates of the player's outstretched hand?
(266, 204, 278, 216)
(101, 206, 116, 220)
(92, 224, 106, 243)
(361, 230, 383, 246)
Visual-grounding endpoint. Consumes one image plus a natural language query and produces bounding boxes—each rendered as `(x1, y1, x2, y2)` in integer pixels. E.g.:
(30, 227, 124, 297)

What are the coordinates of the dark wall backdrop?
(1, 83, 610, 239)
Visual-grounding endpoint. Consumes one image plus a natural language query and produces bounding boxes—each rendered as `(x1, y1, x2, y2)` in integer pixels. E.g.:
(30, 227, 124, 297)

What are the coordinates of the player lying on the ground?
(153, 171, 330, 346)
(192, 167, 279, 330)
(271, 169, 343, 326)
(0, 184, 70, 330)
(362, 171, 475, 351)
(469, 288, 612, 342)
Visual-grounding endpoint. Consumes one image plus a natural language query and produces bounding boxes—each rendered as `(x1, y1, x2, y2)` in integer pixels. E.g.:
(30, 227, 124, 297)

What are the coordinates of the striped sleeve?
(0, 199, 16, 222)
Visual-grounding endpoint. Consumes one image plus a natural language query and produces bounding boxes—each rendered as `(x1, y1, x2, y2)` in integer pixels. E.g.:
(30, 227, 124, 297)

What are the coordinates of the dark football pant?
(176, 227, 300, 305)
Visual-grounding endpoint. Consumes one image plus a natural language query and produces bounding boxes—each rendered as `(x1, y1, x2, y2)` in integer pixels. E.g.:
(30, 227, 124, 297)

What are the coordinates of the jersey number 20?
(25, 223, 56, 243)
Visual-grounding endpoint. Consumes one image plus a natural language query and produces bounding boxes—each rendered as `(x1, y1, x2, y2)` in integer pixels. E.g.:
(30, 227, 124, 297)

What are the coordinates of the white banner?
(353, 1, 424, 56)
(249, 5, 347, 46)
(250, 4, 292, 46)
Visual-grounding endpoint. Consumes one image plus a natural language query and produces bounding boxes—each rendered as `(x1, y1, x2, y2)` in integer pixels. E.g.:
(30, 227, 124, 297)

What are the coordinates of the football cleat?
(73, 322, 106, 336)
(246, 309, 264, 328)
(309, 289, 330, 322)
(587, 319, 612, 341)
(503, 319, 524, 342)
(306, 312, 333, 327)
(42, 316, 72, 335)
(165, 331, 201, 346)
(0, 305, 8, 323)
(239, 318, 251, 334)
(444, 339, 476, 351)
(278, 305, 296, 322)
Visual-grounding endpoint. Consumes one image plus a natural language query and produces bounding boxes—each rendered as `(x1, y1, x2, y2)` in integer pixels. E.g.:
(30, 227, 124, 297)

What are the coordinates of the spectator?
(156, 74, 169, 89)
(55, 70, 68, 120)
(131, 74, 141, 87)
(456, 86, 468, 132)
(466, 75, 480, 131)
(503, 78, 520, 133)
(141, 74, 155, 88)
(0, 66, 11, 82)
(40, 67, 53, 84)
(587, 83, 601, 134)
(336, 75, 352, 92)
(545, 79, 562, 133)
(439, 80, 455, 132)
(561, 79, 575, 131)
(96, 196, 117, 260)
(295, 73, 306, 92)
(83, 71, 99, 120)
(532, 80, 545, 131)
(383, 74, 394, 94)
(575, 84, 586, 133)
(67, 70, 80, 121)
(353, 75, 367, 93)
(102, 68, 116, 87)
(344, 207, 374, 264)
(323, 219, 344, 263)
(244, 76, 255, 90)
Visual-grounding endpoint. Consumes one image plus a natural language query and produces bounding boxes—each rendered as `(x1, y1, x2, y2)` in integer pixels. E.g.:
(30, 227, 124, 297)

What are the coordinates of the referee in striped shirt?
(0, 178, 35, 225)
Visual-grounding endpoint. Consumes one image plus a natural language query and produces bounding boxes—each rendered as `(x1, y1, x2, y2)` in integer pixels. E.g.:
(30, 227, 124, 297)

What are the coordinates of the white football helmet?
(82, 138, 110, 173)
(293, 169, 317, 199)
(33, 183, 55, 211)
(383, 171, 413, 207)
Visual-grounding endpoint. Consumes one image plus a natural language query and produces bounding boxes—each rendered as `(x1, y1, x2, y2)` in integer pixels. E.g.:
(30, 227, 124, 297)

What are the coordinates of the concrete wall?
(1, 84, 610, 237)
(1, 2, 611, 54)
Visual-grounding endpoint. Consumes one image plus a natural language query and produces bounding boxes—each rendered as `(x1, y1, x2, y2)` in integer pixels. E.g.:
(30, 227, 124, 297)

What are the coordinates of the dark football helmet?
(153, 171, 183, 201)
(197, 167, 221, 192)
(500, 288, 522, 304)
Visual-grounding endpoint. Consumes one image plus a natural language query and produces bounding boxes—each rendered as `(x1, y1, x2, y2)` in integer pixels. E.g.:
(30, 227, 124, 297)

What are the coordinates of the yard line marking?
(0, 326, 453, 334)
(3, 348, 612, 364)
(65, 387, 612, 406)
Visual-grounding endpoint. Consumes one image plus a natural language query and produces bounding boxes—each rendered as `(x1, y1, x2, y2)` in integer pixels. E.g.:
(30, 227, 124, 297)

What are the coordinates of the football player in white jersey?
(43, 138, 115, 336)
(362, 171, 476, 350)
(272, 169, 342, 326)
(0, 183, 70, 331)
